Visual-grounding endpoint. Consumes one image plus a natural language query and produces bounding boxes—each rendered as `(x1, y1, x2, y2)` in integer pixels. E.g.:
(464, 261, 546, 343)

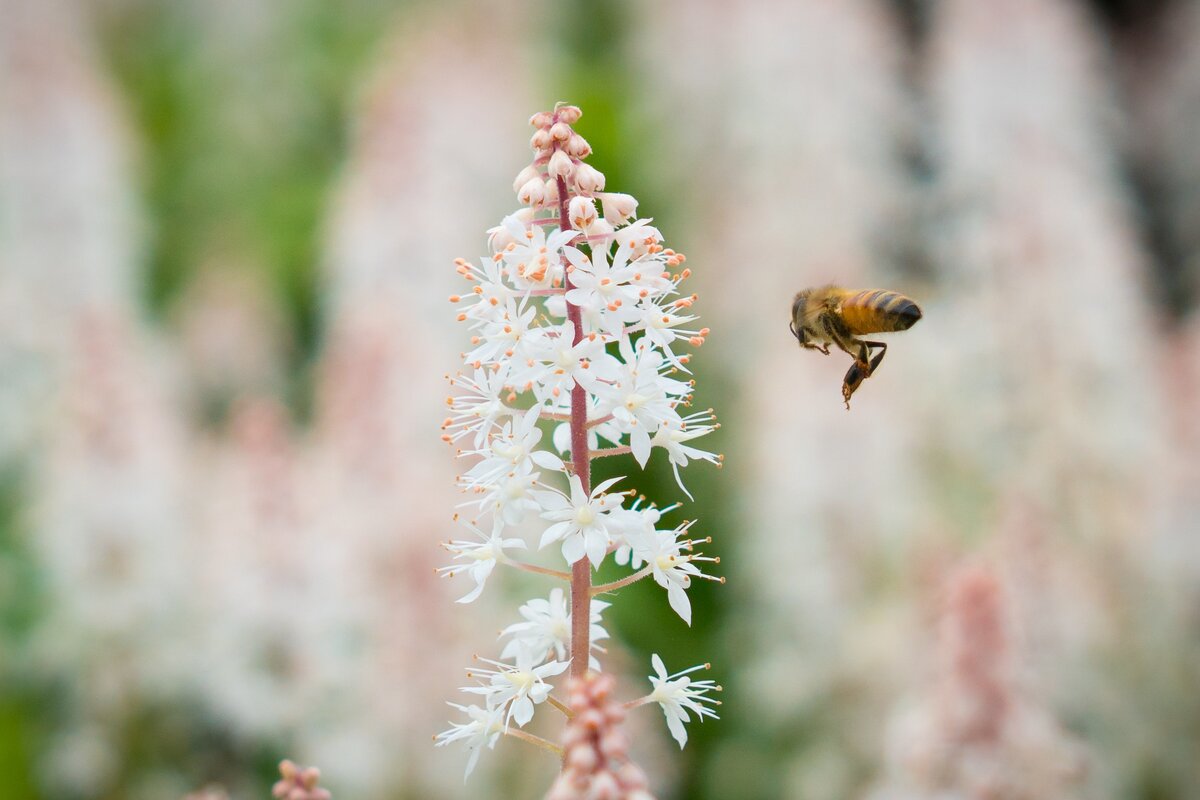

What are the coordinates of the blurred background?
(2, 0, 1199, 797)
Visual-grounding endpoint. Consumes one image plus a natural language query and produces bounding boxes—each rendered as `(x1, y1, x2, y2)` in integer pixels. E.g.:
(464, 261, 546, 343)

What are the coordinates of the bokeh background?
(2, 0, 1199, 798)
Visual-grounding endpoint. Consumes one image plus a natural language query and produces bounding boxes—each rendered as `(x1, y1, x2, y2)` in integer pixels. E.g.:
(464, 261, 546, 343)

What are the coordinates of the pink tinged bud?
(573, 163, 606, 195)
(530, 111, 554, 128)
(513, 165, 539, 193)
(599, 730, 629, 759)
(565, 133, 592, 159)
(518, 177, 545, 207)
(599, 192, 638, 224)
(532, 129, 552, 150)
(543, 178, 560, 207)
(557, 104, 583, 124)
(550, 121, 572, 141)
(548, 149, 575, 180)
(566, 743, 599, 772)
(616, 763, 650, 789)
(569, 196, 598, 230)
(590, 772, 621, 800)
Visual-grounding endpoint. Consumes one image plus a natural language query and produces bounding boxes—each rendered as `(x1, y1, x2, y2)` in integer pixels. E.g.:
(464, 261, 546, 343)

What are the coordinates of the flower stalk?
(435, 103, 724, 793)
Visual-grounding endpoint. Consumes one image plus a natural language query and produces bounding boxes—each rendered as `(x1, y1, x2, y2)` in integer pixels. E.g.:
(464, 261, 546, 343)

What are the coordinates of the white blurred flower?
(499, 587, 610, 670)
(437, 520, 527, 603)
(434, 702, 505, 779)
(462, 653, 569, 728)
(646, 654, 721, 748)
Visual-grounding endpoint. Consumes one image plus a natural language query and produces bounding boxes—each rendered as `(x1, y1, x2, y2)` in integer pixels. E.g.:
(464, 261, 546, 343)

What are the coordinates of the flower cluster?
(436, 104, 723, 787)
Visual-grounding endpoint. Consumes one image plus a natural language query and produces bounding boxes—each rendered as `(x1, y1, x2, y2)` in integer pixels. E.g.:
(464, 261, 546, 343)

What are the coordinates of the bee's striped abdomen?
(839, 289, 922, 334)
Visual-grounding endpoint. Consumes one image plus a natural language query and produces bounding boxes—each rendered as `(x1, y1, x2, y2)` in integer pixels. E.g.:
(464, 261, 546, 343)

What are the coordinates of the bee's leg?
(842, 360, 867, 408)
(861, 340, 887, 376)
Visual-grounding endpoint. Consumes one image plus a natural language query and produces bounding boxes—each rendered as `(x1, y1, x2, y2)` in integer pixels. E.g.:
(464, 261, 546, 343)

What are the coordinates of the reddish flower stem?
(557, 171, 592, 681)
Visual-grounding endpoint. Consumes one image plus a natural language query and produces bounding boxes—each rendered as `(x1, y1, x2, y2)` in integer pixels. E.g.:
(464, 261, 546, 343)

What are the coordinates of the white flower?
(500, 587, 610, 670)
(462, 653, 569, 729)
(594, 337, 683, 467)
(614, 218, 662, 259)
(651, 409, 721, 500)
(437, 519, 527, 603)
(562, 246, 644, 335)
(463, 298, 538, 367)
(610, 499, 676, 567)
(443, 368, 514, 447)
(635, 521, 719, 625)
(647, 654, 721, 748)
(496, 216, 576, 291)
(522, 320, 619, 403)
(532, 474, 627, 567)
(464, 459, 543, 526)
(435, 702, 505, 779)
(459, 406, 562, 492)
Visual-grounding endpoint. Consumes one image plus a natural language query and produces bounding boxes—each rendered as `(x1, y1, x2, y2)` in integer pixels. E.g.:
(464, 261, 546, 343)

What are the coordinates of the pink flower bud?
(529, 111, 554, 128)
(518, 177, 545, 207)
(556, 104, 582, 124)
(550, 121, 572, 142)
(542, 178, 559, 207)
(548, 149, 575, 180)
(566, 742, 599, 772)
(590, 772, 621, 800)
(565, 133, 592, 159)
(531, 128, 552, 150)
(569, 196, 598, 230)
(573, 163, 606, 195)
(598, 192, 638, 224)
(512, 165, 539, 193)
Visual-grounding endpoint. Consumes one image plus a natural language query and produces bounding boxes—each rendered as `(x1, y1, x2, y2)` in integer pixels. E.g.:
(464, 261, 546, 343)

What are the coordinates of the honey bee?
(790, 286, 922, 408)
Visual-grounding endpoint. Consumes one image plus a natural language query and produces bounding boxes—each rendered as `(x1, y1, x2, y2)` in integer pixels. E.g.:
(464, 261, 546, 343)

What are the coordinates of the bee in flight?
(790, 285, 922, 408)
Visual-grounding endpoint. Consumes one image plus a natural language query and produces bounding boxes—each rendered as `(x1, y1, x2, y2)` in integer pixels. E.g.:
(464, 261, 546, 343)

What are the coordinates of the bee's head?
(790, 290, 810, 341)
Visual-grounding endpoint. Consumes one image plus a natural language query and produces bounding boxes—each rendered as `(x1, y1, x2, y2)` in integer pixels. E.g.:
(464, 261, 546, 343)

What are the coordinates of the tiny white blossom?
(532, 474, 627, 567)
(647, 654, 721, 748)
(462, 653, 569, 729)
(459, 406, 560, 492)
(634, 521, 719, 625)
(437, 519, 527, 603)
(500, 587, 610, 670)
(434, 702, 505, 779)
(651, 409, 721, 499)
(443, 367, 515, 446)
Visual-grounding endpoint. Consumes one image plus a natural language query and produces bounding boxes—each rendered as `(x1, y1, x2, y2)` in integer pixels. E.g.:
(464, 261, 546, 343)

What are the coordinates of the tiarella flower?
(646, 654, 721, 748)
(465, 459, 543, 525)
(610, 500, 677, 567)
(437, 519, 527, 603)
(651, 410, 721, 499)
(462, 653, 569, 728)
(496, 214, 577, 291)
(434, 702, 506, 779)
(614, 219, 663, 259)
(459, 407, 561, 492)
(463, 298, 538, 367)
(499, 588, 610, 670)
(633, 301, 707, 371)
(443, 367, 514, 446)
(594, 337, 686, 467)
(440, 104, 722, 788)
(635, 521, 719, 625)
(453, 256, 519, 324)
(533, 475, 627, 567)
(522, 321, 619, 402)
(562, 246, 645, 334)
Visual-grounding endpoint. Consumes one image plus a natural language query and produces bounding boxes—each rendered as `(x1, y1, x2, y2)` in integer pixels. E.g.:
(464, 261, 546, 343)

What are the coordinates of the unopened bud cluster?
(547, 673, 655, 800)
(272, 760, 331, 800)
